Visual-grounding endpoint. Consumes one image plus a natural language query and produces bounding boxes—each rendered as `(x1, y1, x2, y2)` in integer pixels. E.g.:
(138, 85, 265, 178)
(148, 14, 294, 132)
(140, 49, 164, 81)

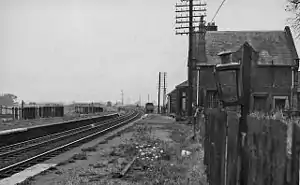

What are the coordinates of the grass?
(57, 152, 87, 166)
(89, 162, 108, 168)
(14, 166, 60, 185)
(71, 152, 87, 160)
(105, 117, 207, 185)
(88, 175, 106, 182)
(47, 166, 58, 171)
(15, 177, 35, 185)
(29, 115, 207, 185)
(249, 110, 298, 154)
(57, 160, 73, 166)
(38, 166, 59, 176)
(98, 140, 108, 144)
(79, 171, 98, 177)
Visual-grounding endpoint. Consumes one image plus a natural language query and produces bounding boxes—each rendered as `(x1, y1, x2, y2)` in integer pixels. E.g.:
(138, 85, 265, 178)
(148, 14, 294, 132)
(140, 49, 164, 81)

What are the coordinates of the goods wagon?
(145, 103, 154, 113)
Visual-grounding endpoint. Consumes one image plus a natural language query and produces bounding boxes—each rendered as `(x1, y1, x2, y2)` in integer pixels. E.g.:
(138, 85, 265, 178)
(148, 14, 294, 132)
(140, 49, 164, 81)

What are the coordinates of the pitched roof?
(167, 89, 177, 96)
(175, 80, 188, 88)
(195, 26, 299, 66)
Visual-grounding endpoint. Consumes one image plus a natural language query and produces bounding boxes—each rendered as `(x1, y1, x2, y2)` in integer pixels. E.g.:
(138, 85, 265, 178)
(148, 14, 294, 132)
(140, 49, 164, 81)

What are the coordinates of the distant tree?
(0, 93, 18, 106)
(107, 101, 112, 107)
(286, 0, 300, 38)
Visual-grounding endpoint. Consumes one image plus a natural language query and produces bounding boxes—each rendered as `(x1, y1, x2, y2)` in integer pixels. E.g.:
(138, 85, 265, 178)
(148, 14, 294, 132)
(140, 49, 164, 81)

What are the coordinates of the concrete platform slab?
(0, 128, 28, 136)
(0, 163, 56, 185)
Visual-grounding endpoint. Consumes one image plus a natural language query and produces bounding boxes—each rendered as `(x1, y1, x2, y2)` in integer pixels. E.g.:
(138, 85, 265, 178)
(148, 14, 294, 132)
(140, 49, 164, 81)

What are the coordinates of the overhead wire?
(210, 0, 227, 23)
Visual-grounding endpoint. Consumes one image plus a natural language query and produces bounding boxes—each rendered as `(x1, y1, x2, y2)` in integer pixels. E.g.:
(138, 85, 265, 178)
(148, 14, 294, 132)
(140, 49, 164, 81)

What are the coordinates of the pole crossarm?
(175, 8, 207, 13)
(176, 20, 201, 24)
(175, 0, 207, 37)
(176, 31, 203, 35)
(174, 0, 207, 118)
(175, 3, 207, 7)
(176, 26, 200, 29)
(176, 15, 206, 19)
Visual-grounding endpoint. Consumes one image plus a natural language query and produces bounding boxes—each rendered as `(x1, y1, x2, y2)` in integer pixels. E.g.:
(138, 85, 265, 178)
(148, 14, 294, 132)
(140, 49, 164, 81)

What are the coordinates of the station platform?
(0, 112, 118, 136)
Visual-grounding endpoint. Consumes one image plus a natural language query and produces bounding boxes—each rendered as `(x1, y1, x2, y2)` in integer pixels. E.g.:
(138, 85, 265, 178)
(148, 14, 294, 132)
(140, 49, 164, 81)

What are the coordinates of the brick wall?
(196, 63, 294, 112)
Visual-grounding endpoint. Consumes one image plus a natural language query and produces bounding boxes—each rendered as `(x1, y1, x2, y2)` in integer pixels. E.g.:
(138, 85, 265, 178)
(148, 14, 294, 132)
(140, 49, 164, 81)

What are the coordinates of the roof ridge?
(175, 80, 188, 88)
(207, 30, 284, 33)
(199, 29, 297, 66)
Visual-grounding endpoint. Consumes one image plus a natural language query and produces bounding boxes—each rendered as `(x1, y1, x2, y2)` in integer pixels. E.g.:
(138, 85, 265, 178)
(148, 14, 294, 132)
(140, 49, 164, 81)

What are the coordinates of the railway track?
(0, 109, 142, 179)
(0, 113, 123, 155)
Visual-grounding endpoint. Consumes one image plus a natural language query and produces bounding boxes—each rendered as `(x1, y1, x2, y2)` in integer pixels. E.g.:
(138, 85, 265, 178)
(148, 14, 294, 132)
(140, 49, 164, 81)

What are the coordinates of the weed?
(81, 146, 97, 152)
(79, 171, 97, 177)
(71, 152, 87, 160)
(57, 158, 76, 166)
(88, 174, 106, 182)
(105, 135, 116, 141)
(55, 170, 63, 175)
(109, 150, 119, 156)
(16, 177, 34, 185)
(47, 166, 58, 171)
(57, 152, 87, 166)
(39, 170, 48, 176)
(57, 161, 67, 166)
(98, 140, 108, 144)
(90, 161, 108, 168)
(108, 158, 117, 163)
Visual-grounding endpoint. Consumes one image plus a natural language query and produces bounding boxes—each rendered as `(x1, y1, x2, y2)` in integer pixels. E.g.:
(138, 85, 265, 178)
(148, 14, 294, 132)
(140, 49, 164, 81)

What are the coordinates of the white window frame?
(272, 96, 289, 110)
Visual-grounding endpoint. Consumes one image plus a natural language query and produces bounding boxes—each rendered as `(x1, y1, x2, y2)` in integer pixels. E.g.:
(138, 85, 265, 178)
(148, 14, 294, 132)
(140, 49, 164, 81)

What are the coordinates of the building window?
(206, 90, 220, 108)
(275, 99, 286, 110)
(253, 96, 267, 112)
(273, 96, 289, 111)
(182, 97, 186, 111)
(220, 54, 232, 64)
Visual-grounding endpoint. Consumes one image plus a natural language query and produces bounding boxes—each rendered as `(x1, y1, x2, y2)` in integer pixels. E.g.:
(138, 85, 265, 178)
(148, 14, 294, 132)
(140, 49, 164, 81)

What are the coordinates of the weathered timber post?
(237, 42, 252, 185)
(214, 42, 253, 185)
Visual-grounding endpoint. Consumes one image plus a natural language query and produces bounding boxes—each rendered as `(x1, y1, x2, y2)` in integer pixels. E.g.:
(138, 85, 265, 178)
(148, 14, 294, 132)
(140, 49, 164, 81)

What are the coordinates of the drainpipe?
(291, 67, 294, 111)
(196, 70, 200, 106)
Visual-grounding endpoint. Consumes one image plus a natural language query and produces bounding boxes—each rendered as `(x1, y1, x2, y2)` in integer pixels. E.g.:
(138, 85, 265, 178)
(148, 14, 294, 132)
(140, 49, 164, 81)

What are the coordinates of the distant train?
(145, 103, 154, 113)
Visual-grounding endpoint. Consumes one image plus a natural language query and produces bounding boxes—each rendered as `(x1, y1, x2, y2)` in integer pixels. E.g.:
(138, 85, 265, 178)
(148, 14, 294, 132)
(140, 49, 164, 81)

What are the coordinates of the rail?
(0, 110, 142, 179)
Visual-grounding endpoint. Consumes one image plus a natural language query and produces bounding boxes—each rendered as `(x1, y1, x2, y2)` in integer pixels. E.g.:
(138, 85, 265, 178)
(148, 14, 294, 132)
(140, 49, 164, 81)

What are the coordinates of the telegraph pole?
(139, 94, 141, 106)
(163, 72, 167, 114)
(158, 72, 161, 114)
(175, 0, 206, 118)
(121, 90, 124, 105)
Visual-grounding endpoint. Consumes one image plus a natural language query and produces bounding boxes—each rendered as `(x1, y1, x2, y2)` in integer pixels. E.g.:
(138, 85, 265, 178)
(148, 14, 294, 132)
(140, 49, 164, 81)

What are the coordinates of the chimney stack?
(206, 21, 218, 31)
(197, 15, 207, 63)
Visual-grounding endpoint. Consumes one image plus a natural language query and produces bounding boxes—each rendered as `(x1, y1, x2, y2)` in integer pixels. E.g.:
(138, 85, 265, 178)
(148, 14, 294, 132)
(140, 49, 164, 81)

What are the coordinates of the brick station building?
(168, 24, 299, 115)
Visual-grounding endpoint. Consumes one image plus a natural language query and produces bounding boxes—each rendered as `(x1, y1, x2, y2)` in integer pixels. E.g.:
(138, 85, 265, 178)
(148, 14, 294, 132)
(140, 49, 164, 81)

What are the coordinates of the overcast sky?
(0, 0, 299, 104)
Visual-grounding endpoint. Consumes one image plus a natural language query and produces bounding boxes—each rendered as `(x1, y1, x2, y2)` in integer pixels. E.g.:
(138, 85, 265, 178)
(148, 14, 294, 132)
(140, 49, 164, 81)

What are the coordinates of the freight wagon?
(145, 103, 154, 114)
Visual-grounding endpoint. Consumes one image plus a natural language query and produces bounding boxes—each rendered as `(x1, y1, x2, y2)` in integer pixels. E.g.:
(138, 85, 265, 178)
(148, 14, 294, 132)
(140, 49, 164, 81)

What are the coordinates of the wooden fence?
(74, 105, 104, 114)
(202, 108, 300, 185)
(0, 105, 64, 121)
(0, 106, 20, 120)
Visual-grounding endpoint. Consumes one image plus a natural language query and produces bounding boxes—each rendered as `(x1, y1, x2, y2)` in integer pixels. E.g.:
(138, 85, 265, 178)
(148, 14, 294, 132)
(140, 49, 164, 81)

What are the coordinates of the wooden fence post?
(21, 100, 24, 120)
(237, 42, 253, 185)
(291, 122, 300, 185)
(12, 107, 14, 120)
